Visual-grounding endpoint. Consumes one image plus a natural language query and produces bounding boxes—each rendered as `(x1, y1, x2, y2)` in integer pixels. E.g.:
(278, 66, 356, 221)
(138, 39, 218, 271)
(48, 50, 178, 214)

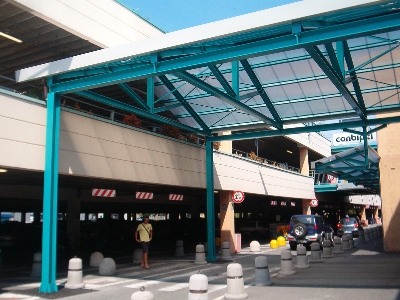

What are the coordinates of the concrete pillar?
(219, 191, 235, 254)
(377, 112, 400, 252)
(67, 197, 81, 251)
(360, 205, 366, 222)
(299, 146, 311, 215)
(302, 199, 311, 215)
(218, 131, 232, 154)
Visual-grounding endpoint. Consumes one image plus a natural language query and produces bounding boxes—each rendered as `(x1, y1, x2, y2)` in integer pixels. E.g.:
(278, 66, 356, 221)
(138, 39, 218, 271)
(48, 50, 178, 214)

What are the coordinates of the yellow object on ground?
(270, 239, 278, 248)
(277, 236, 286, 246)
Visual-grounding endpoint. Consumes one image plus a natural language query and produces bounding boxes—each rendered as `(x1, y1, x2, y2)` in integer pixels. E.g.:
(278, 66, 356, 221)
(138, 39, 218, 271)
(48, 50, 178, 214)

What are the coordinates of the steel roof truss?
(239, 59, 282, 126)
(305, 45, 367, 121)
(174, 71, 282, 129)
(48, 13, 400, 95)
(324, 43, 343, 80)
(159, 75, 210, 133)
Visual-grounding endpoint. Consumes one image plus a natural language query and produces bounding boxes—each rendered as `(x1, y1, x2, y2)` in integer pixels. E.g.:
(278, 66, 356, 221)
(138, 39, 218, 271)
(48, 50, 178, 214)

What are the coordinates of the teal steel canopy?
(312, 145, 380, 191)
(15, 0, 400, 138)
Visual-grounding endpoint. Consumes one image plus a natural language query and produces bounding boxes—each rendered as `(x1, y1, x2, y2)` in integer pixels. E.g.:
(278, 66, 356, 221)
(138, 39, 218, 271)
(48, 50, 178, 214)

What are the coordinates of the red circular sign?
(232, 191, 245, 203)
(310, 198, 319, 207)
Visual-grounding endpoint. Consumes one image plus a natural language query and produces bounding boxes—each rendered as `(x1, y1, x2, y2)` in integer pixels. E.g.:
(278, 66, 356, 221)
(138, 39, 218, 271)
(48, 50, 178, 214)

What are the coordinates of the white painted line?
(125, 266, 223, 289)
(0, 293, 40, 299)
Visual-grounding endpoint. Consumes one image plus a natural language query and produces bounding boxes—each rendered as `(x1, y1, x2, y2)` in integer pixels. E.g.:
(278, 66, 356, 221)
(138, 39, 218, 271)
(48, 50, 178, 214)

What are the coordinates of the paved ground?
(0, 234, 399, 300)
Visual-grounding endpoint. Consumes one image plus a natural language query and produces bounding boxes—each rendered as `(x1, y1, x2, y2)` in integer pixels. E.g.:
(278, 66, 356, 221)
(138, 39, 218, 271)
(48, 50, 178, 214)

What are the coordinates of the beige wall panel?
(214, 152, 315, 199)
(1, 91, 315, 199)
(377, 112, 400, 252)
(0, 139, 44, 170)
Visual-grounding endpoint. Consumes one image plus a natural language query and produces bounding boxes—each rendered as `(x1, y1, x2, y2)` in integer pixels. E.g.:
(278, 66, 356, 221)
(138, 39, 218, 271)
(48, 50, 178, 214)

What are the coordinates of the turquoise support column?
(206, 139, 216, 261)
(39, 85, 60, 293)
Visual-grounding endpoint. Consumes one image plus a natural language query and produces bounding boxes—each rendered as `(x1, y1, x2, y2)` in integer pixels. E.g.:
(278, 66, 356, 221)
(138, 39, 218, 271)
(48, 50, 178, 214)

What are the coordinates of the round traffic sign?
(232, 190, 245, 203)
(310, 198, 319, 207)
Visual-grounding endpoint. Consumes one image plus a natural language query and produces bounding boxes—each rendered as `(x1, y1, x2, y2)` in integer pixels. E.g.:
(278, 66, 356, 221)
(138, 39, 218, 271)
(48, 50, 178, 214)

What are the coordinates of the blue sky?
(118, 0, 297, 32)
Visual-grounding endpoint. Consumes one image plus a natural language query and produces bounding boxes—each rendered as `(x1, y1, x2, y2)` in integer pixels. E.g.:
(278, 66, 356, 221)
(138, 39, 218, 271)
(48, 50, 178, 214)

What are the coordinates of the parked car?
(336, 217, 359, 237)
(238, 221, 268, 236)
(287, 215, 334, 250)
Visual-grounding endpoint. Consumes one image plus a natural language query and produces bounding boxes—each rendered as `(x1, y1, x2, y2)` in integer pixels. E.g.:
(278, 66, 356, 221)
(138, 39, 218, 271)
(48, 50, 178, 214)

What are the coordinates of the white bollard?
(99, 257, 116, 275)
(90, 252, 104, 267)
(188, 273, 208, 300)
(342, 235, 351, 250)
(250, 240, 260, 252)
(224, 262, 248, 300)
(333, 237, 344, 254)
(194, 244, 207, 265)
(295, 245, 309, 269)
(65, 257, 85, 289)
(254, 256, 272, 286)
(309, 242, 323, 263)
(30, 252, 42, 278)
(131, 286, 154, 300)
(321, 240, 334, 258)
(133, 248, 143, 264)
(221, 241, 232, 260)
(175, 240, 185, 257)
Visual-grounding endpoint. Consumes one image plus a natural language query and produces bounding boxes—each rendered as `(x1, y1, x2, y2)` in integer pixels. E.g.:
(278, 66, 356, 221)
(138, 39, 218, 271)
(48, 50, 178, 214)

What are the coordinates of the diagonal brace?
(174, 71, 282, 129)
(159, 75, 210, 133)
(306, 45, 367, 121)
(240, 59, 282, 125)
(118, 83, 150, 111)
(208, 65, 237, 98)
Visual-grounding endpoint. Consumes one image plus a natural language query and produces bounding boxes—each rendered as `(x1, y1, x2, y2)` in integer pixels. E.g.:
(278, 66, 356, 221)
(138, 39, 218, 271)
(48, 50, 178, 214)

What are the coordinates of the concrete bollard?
(321, 240, 334, 258)
(99, 257, 116, 276)
(270, 240, 278, 249)
(373, 227, 378, 238)
(365, 228, 371, 242)
(342, 235, 351, 250)
(277, 236, 286, 247)
(224, 262, 248, 300)
(348, 233, 355, 249)
(254, 256, 272, 286)
(131, 286, 154, 300)
(358, 229, 365, 243)
(295, 245, 309, 269)
(30, 252, 42, 278)
(188, 273, 208, 300)
(250, 240, 261, 252)
(221, 241, 232, 260)
(309, 242, 323, 263)
(278, 249, 296, 276)
(175, 240, 185, 257)
(90, 251, 104, 267)
(194, 244, 207, 265)
(333, 237, 344, 254)
(133, 248, 143, 264)
(65, 257, 85, 289)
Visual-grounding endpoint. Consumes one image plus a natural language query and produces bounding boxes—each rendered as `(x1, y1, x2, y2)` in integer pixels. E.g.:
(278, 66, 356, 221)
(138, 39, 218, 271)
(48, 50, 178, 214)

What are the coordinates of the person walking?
(135, 215, 152, 269)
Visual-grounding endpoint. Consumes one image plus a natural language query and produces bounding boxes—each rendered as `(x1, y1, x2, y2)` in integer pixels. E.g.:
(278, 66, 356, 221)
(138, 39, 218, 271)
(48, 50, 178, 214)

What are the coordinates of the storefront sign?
(332, 131, 376, 147)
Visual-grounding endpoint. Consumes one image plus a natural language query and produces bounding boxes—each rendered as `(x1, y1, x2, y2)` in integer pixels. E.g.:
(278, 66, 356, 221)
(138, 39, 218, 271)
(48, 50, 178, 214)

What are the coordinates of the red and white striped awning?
(92, 188, 116, 197)
(169, 194, 183, 201)
(136, 192, 154, 199)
